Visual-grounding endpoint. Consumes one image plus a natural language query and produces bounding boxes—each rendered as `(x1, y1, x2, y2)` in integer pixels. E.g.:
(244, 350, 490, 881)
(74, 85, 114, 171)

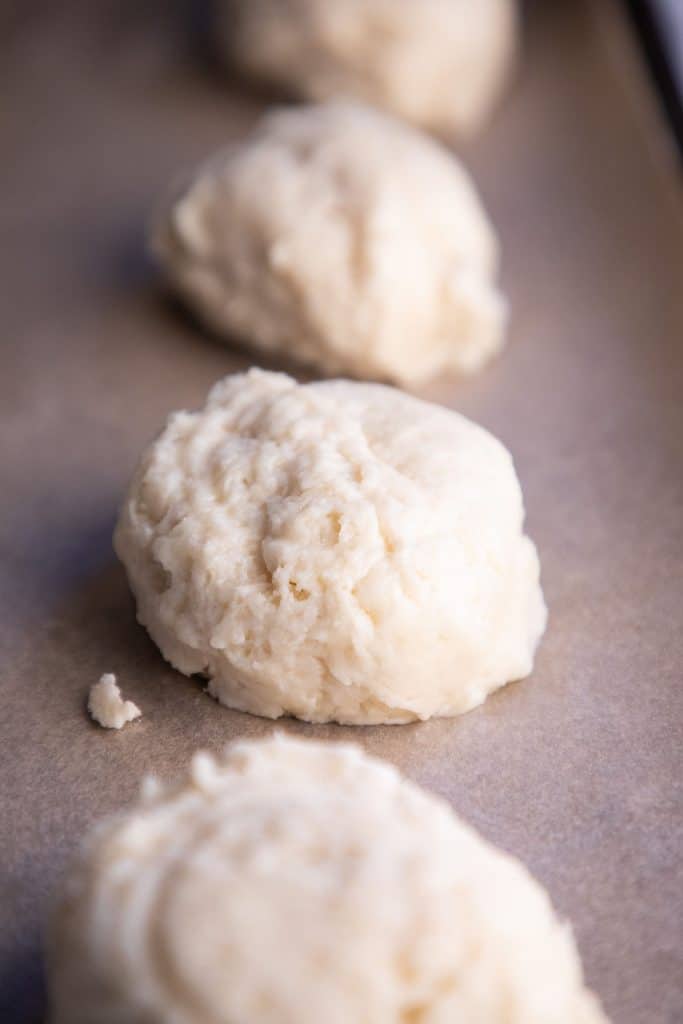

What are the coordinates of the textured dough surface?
(219, 0, 517, 138)
(152, 103, 506, 385)
(48, 735, 608, 1024)
(114, 370, 546, 724)
(87, 673, 141, 730)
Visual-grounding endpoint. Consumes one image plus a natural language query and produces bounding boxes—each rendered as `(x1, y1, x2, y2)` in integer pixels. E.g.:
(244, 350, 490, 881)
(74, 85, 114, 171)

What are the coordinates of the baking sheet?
(2, 2, 682, 1021)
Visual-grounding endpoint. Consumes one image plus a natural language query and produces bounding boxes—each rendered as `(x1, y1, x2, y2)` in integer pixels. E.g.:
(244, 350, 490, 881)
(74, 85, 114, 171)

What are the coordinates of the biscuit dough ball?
(48, 736, 608, 1024)
(218, 0, 517, 138)
(152, 103, 506, 386)
(114, 370, 546, 724)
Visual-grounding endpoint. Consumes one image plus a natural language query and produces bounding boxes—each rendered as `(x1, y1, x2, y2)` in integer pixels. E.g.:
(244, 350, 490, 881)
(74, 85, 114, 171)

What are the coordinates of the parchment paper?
(1, 2, 682, 1021)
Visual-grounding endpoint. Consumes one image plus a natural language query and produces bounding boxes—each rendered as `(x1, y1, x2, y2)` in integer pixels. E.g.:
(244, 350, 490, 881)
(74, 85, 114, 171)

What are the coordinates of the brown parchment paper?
(1, 2, 682, 1021)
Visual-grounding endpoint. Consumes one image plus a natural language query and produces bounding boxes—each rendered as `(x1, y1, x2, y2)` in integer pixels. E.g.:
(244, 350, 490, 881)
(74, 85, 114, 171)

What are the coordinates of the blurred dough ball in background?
(114, 369, 546, 725)
(217, 0, 518, 138)
(152, 102, 506, 386)
(48, 736, 608, 1024)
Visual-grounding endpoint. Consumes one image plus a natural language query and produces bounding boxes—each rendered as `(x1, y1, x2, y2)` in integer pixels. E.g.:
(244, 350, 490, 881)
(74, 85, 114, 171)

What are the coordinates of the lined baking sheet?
(1, 1, 682, 1021)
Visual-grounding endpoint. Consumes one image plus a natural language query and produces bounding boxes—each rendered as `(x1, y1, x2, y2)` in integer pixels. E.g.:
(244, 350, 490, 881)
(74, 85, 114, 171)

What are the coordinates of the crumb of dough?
(87, 674, 141, 730)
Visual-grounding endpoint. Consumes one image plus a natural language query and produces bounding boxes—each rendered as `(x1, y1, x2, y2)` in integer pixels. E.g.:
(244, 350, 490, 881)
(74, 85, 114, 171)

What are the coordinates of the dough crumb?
(88, 674, 141, 730)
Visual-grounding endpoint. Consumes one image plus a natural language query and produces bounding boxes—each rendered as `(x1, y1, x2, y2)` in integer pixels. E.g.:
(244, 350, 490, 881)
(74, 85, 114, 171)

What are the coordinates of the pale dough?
(114, 369, 546, 724)
(152, 102, 506, 385)
(47, 735, 608, 1024)
(87, 673, 141, 730)
(218, 0, 517, 138)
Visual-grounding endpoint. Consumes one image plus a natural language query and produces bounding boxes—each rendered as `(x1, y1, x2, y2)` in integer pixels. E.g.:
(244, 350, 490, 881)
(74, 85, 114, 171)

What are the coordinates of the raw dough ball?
(152, 102, 506, 386)
(48, 736, 608, 1024)
(114, 369, 546, 724)
(218, 0, 517, 138)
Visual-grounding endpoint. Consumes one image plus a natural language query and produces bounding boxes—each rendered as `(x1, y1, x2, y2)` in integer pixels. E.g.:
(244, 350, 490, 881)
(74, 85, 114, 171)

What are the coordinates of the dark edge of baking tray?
(622, 0, 683, 161)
